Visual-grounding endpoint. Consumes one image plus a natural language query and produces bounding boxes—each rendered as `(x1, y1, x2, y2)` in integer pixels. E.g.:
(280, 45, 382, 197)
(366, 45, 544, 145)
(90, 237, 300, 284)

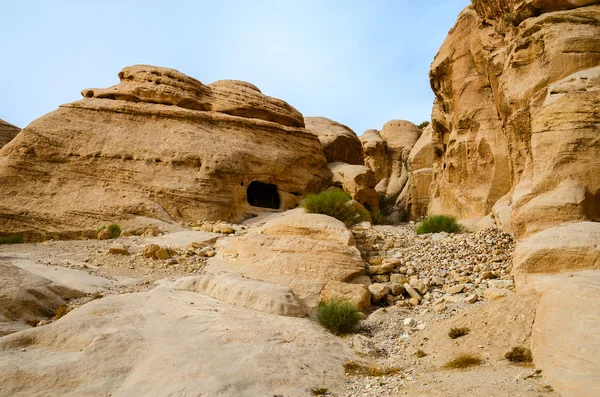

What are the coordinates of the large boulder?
(0, 118, 20, 149)
(304, 116, 364, 165)
(0, 263, 84, 336)
(513, 222, 600, 273)
(0, 286, 355, 397)
(0, 65, 330, 240)
(428, 2, 600, 236)
(328, 162, 379, 212)
(217, 210, 365, 308)
(519, 270, 600, 397)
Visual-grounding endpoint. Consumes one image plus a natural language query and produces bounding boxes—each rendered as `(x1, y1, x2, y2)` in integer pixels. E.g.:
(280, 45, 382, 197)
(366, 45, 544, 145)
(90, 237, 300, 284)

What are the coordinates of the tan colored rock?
(0, 263, 84, 336)
(368, 283, 391, 301)
(218, 210, 364, 308)
(328, 162, 379, 212)
(360, 120, 421, 210)
(143, 244, 161, 259)
(0, 287, 355, 397)
(155, 248, 171, 260)
(0, 118, 20, 149)
(108, 244, 129, 255)
(513, 222, 600, 273)
(404, 283, 422, 301)
(398, 125, 434, 220)
(0, 65, 330, 240)
(522, 271, 600, 397)
(174, 273, 306, 317)
(428, 3, 600, 239)
(320, 281, 371, 311)
(304, 116, 364, 165)
(97, 229, 113, 240)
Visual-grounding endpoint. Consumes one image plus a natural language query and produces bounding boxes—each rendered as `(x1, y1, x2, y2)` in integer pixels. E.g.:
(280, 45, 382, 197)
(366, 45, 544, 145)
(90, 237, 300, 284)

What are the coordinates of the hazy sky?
(0, 0, 469, 134)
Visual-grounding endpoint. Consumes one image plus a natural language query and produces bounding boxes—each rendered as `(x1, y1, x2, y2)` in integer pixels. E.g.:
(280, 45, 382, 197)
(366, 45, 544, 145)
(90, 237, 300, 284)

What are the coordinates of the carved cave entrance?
(246, 181, 280, 209)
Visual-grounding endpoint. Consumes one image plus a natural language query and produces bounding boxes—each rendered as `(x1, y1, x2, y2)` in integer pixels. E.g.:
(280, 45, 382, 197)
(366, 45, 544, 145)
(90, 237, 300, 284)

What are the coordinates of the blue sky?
(0, 0, 469, 134)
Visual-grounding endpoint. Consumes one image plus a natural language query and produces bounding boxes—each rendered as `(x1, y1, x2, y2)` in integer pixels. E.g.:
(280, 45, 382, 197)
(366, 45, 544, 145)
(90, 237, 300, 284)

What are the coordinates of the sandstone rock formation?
(428, 1, 600, 236)
(398, 125, 434, 220)
(305, 116, 364, 165)
(0, 118, 20, 149)
(0, 263, 84, 336)
(360, 120, 422, 215)
(217, 210, 365, 308)
(0, 286, 355, 397)
(0, 65, 331, 240)
(328, 162, 379, 212)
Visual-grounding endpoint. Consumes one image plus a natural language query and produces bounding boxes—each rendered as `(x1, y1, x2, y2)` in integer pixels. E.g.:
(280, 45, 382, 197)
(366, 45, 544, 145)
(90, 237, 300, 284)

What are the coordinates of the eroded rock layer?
(429, 1, 600, 236)
(0, 118, 20, 149)
(0, 65, 330, 240)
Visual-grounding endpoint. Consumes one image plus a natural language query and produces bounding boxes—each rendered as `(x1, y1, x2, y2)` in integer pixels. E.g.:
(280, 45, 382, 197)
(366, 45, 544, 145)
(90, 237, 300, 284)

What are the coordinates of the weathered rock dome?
(0, 65, 331, 240)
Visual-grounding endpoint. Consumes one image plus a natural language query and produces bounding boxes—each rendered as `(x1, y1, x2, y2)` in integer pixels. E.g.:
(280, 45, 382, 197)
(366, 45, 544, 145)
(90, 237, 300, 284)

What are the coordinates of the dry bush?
(505, 346, 533, 363)
(448, 327, 470, 339)
(443, 353, 482, 369)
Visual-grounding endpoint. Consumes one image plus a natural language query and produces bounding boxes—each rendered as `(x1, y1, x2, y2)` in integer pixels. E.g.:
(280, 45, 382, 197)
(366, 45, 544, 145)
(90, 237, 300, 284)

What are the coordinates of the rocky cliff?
(428, 0, 600, 237)
(0, 65, 331, 240)
(0, 118, 20, 149)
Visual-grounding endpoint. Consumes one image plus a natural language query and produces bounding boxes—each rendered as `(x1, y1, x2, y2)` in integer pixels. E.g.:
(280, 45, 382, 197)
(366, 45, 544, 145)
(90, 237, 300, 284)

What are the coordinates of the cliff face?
(429, 1, 600, 236)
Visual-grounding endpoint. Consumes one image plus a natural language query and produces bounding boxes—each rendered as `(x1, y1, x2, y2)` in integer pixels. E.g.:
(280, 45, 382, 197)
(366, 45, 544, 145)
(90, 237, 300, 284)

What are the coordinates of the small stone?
(481, 271, 497, 280)
(487, 279, 515, 289)
(143, 244, 161, 259)
(108, 244, 129, 255)
(372, 274, 390, 283)
(433, 303, 446, 313)
(403, 317, 416, 327)
(390, 274, 409, 284)
(368, 262, 394, 275)
(390, 283, 405, 295)
(200, 224, 214, 232)
(447, 284, 465, 294)
(484, 287, 508, 300)
(464, 294, 478, 304)
(403, 283, 422, 302)
(155, 248, 171, 260)
(143, 225, 161, 237)
(368, 283, 391, 301)
(410, 279, 428, 295)
(409, 297, 420, 306)
(97, 229, 113, 240)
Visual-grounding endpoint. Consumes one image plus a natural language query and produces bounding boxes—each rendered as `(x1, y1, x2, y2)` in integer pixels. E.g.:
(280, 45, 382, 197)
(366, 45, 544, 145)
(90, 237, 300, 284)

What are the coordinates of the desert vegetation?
(302, 190, 369, 226)
(505, 346, 533, 363)
(416, 215, 461, 235)
(0, 234, 23, 245)
(317, 299, 361, 335)
(448, 327, 470, 339)
(443, 353, 482, 369)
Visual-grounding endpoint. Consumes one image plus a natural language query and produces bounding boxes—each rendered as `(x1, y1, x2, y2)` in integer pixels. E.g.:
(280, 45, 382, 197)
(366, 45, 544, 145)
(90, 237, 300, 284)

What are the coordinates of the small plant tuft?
(370, 209, 387, 225)
(26, 318, 40, 327)
(443, 353, 482, 369)
(302, 190, 369, 226)
(505, 346, 533, 363)
(0, 235, 24, 245)
(448, 327, 470, 339)
(416, 215, 461, 235)
(54, 304, 69, 319)
(107, 224, 121, 238)
(343, 360, 402, 377)
(418, 121, 430, 129)
(317, 299, 361, 335)
(415, 349, 427, 358)
(310, 387, 329, 396)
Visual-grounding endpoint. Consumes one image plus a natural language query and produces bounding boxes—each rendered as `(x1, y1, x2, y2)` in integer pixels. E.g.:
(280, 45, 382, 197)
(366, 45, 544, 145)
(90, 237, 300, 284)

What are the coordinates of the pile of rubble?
(352, 224, 515, 310)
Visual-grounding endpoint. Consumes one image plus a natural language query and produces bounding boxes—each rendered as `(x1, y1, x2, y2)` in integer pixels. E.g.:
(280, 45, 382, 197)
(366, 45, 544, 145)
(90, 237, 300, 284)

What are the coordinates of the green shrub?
(0, 235, 24, 245)
(418, 121, 430, 129)
(370, 210, 387, 225)
(317, 299, 361, 335)
(416, 215, 461, 235)
(505, 346, 533, 363)
(302, 190, 369, 226)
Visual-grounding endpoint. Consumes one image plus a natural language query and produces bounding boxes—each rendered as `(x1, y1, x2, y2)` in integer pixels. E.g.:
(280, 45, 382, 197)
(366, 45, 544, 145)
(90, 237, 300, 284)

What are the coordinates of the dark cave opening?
(246, 181, 280, 209)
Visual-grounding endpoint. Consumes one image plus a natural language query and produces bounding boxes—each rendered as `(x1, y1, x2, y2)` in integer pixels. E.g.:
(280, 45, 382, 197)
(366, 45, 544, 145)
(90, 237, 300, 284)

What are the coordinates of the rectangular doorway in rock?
(246, 181, 281, 209)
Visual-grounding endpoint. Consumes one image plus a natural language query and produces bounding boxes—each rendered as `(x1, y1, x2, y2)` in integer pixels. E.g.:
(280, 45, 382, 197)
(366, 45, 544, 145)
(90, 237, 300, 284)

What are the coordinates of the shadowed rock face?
(304, 116, 364, 165)
(0, 65, 330, 240)
(0, 119, 20, 149)
(428, 1, 600, 236)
